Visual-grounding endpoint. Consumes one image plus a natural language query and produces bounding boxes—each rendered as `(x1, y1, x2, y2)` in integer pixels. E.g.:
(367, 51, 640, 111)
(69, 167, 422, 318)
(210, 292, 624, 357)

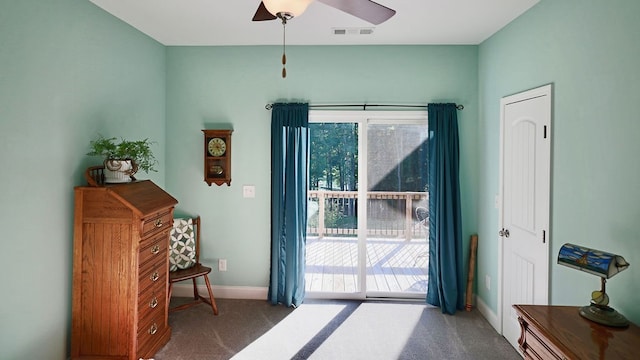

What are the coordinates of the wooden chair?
(167, 216, 218, 315)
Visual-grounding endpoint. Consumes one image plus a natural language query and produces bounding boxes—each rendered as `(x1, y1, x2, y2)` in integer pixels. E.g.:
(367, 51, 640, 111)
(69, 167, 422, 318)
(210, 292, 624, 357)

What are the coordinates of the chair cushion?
(169, 218, 196, 271)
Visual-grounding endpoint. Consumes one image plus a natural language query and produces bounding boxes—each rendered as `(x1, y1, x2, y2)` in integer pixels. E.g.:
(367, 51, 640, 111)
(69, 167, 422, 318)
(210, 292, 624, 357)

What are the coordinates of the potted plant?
(87, 135, 158, 183)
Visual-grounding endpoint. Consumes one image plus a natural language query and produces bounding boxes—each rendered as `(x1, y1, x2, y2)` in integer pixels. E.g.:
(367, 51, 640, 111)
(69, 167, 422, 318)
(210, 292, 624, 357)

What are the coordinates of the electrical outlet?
(485, 275, 491, 290)
(218, 259, 227, 272)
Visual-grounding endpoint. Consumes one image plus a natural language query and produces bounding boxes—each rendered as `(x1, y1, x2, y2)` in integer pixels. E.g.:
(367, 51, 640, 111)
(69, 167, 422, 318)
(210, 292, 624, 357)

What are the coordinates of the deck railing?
(307, 190, 428, 240)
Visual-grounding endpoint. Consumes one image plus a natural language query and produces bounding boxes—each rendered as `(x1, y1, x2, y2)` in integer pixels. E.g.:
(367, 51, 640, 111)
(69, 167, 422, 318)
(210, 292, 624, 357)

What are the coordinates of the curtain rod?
(264, 103, 464, 111)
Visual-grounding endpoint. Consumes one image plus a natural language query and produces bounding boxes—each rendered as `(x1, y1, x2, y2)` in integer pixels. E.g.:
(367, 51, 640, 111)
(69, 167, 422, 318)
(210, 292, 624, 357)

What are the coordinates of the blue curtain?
(426, 103, 464, 314)
(269, 103, 309, 307)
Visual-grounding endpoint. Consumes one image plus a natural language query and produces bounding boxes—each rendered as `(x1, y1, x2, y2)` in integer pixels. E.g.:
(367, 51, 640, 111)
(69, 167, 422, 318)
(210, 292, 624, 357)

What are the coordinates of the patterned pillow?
(169, 218, 196, 271)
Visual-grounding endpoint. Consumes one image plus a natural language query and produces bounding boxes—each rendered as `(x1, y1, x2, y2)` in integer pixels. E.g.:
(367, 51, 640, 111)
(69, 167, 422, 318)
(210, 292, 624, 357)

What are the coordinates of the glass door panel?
(306, 123, 359, 294)
(365, 123, 428, 298)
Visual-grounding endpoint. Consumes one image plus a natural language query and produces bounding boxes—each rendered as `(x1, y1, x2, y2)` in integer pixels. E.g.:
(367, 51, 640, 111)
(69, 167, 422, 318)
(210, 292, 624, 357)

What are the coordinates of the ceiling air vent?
(332, 27, 375, 36)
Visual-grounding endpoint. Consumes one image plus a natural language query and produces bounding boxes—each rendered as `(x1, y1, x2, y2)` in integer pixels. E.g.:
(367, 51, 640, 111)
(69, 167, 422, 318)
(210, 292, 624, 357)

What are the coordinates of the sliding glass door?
(305, 111, 429, 299)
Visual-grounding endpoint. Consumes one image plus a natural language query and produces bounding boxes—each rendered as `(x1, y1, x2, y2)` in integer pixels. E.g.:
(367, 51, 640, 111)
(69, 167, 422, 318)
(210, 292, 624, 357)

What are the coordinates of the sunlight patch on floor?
(308, 302, 424, 359)
(230, 303, 347, 360)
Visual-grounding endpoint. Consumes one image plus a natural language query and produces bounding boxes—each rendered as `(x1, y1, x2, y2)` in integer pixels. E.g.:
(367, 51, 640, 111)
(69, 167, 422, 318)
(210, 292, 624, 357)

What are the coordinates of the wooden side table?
(513, 305, 640, 359)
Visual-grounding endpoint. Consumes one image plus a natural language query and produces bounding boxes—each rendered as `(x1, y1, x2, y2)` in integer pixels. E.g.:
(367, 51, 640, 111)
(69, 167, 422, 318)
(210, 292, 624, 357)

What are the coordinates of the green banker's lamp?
(558, 243, 630, 327)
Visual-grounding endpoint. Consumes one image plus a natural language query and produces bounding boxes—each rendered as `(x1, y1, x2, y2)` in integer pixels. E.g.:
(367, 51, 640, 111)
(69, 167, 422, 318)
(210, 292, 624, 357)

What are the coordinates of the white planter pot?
(104, 159, 135, 183)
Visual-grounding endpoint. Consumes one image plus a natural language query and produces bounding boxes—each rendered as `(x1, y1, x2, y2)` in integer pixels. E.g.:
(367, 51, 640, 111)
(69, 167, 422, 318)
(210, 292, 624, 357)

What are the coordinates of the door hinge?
(543, 125, 548, 139)
(543, 230, 546, 243)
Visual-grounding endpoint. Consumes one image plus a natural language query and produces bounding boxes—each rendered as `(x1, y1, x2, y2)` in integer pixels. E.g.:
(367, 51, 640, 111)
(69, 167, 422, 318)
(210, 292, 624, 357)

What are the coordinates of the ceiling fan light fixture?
(263, 0, 313, 18)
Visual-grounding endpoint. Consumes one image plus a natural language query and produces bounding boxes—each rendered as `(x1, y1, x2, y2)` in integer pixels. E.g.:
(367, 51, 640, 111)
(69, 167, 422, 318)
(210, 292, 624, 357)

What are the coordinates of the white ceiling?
(89, 0, 539, 46)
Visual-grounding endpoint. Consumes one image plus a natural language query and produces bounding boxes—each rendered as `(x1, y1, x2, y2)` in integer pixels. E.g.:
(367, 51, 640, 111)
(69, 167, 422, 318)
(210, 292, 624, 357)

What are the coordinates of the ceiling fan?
(252, 0, 396, 78)
(252, 0, 396, 25)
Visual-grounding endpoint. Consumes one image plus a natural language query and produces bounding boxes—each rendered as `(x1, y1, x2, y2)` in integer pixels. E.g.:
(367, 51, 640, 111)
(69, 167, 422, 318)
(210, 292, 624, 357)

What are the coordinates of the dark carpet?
(155, 298, 520, 360)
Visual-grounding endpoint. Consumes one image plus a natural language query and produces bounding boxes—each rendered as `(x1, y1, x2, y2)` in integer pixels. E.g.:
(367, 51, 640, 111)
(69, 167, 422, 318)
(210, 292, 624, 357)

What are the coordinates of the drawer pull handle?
(151, 244, 160, 254)
(148, 323, 158, 335)
(149, 297, 158, 308)
(154, 219, 163, 228)
(150, 272, 159, 282)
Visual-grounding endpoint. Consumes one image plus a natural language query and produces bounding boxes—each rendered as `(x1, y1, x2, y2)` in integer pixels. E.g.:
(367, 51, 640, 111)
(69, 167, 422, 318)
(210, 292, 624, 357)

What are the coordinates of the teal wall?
(165, 45, 479, 287)
(477, 0, 640, 324)
(0, 1, 165, 359)
(5, 0, 639, 358)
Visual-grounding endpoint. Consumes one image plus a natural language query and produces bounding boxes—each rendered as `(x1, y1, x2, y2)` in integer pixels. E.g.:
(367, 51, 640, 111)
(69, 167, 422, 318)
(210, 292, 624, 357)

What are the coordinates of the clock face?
(207, 137, 226, 157)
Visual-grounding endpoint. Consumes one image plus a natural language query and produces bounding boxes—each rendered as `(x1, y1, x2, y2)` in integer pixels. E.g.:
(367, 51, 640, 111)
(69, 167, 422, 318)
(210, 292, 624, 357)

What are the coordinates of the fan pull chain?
(281, 18, 287, 78)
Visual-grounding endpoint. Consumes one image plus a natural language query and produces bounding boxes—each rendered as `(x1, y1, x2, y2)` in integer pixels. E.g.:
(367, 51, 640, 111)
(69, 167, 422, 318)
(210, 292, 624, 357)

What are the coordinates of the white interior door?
(500, 85, 552, 350)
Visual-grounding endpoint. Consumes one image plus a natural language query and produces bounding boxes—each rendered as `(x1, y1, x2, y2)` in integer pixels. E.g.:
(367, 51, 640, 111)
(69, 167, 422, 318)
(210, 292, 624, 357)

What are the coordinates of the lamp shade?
(263, 0, 313, 17)
(558, 243, 629, 279)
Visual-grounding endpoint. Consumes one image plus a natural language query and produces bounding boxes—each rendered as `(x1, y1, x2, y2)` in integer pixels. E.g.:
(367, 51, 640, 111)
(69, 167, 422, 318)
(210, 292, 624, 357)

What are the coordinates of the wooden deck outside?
(305, 236, 428, 294)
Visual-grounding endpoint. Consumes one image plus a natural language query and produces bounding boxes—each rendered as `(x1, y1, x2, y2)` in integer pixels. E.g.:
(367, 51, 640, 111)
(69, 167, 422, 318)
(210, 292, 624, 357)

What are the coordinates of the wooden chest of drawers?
(71, 180, 178, 360)
(514, 305, 640, 360)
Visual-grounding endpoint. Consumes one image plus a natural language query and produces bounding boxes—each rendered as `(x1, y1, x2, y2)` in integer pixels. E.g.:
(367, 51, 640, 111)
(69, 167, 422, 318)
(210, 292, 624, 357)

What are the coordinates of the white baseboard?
(171, 284, 268, 300)
(476, 295, 501, 334)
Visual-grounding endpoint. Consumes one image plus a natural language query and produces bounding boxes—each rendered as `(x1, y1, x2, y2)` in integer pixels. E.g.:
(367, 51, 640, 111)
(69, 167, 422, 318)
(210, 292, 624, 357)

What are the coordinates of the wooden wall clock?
(202, 129, 232, 186)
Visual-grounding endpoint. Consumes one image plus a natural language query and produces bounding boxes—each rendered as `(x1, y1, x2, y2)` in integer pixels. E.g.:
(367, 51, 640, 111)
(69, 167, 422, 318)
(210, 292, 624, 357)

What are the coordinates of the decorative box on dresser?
(514, 305, 640, 360)
(71, 180, 178, 360)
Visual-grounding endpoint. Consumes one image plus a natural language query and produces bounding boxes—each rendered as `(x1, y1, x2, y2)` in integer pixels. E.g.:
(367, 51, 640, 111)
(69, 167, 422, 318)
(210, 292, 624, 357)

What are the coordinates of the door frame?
(497, 84, 552, 334)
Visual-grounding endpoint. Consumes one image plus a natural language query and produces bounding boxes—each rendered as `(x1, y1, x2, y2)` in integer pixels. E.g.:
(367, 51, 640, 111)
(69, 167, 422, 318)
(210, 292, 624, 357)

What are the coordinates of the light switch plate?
(243, 185, 256, 198)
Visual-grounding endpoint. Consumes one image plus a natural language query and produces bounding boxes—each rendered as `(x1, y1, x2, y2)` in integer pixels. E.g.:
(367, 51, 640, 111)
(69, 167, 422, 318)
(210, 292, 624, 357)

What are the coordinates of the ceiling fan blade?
(252, 2, 277, 21)
(317, 0, 396, 25)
